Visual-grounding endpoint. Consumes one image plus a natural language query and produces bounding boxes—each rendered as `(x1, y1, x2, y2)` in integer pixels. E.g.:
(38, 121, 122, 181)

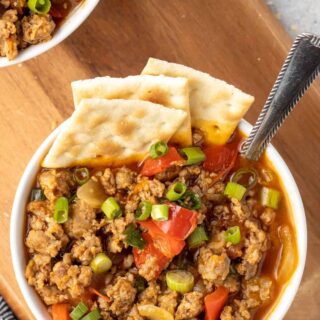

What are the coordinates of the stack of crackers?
(43, 58, 254, 168)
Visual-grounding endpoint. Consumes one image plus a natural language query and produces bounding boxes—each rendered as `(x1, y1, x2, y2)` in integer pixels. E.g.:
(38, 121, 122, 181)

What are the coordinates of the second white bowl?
(0, 0, 100, 68)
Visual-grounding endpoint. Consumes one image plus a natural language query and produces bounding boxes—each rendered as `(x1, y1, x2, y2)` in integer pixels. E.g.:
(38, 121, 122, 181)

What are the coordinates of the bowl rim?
(10, 119, 307, 319)
(0, 0, 100, 68)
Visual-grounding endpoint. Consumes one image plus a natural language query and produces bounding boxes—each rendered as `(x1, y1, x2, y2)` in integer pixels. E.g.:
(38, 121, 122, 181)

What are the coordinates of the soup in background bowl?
(0, 0, 100, 67)
(10, 119, 307, 320)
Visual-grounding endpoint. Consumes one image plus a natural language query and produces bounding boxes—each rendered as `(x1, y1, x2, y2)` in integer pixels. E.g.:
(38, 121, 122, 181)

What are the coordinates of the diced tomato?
(141, 147, 184, 176)
(204, 286, 229, 320)
(133, 232, 169, 278)
(139, 220, 185, 258)
(153, 203, 198, 240)
(203, 141, 239, 179)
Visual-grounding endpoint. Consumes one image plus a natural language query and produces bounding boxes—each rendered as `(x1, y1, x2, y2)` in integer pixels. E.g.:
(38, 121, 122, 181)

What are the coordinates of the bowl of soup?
(10, 60, 307, 320)
(0, 0, 100, 67)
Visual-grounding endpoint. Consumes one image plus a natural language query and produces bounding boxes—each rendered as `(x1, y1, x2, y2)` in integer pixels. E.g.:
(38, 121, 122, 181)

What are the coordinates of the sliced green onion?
(124, 224, 146, 249)
(230, 167, 257, 189)
(166, 270, 194, 294)
(151, 204, 169, 221)
(73, 168, 90, 185)
(90, 253, 112, 274)
(101, 197, 122, 219)
(187, 226, 208, 248)
(81, 308, 101, 320)
(27, 0, 51, 14)
(54, 197, 69, 224)
(261, 187, 280, 209)
(134, 275, 147, 292)
(166, 182, 187, 201)
(150, 141, 169, 159)
(177, 190, 201, 210)
(224, 182, 247, 201)
(180, 147, 206, 165)
(30, 188, 45, 201)
(70, 302, 88, 320)
(225, 226, 241, 245)
(135, 201, 152, 221)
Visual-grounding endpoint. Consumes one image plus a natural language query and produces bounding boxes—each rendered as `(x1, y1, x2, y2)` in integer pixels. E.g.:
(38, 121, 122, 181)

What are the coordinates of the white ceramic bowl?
(10, 120, 307, 319)
(0, 0, 100, 68)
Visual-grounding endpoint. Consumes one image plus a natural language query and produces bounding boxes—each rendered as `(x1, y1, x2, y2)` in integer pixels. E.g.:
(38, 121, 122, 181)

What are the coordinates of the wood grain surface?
(0, 0, 319, 319)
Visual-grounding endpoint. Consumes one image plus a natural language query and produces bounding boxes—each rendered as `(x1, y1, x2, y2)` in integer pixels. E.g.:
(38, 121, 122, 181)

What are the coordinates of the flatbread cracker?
(42, 99, 187, 168)
(72, 75, 191, 146)
(142, 58, 254, 145)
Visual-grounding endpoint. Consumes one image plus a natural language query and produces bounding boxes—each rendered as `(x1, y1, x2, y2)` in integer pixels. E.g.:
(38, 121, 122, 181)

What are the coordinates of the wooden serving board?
(0, 0, 319, 319)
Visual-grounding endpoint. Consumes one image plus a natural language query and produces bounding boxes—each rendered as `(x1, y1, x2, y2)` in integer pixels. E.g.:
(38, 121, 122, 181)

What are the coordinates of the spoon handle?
(241, 33, 320, 161)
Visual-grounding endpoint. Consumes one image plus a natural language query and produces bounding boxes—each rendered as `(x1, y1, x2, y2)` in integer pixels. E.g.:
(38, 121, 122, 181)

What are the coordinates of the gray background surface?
(267, 0, 319, 37)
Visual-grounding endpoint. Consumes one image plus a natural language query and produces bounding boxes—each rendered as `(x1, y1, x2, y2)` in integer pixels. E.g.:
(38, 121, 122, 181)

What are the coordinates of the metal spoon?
(241, 33, 320, 161)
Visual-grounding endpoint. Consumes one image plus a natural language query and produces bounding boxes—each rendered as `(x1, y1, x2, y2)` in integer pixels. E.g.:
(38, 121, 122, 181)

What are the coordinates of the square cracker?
(142, 58, 254, 145)
(42, 98, 187, 168)
(72, 75, 191, 146)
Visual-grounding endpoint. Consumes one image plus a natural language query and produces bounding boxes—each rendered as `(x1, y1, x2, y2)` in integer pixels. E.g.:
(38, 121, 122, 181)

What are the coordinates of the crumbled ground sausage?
(115, 167, 137, 190)
(138, 281, 160, 305)
(158, 289, 179, 315)
(125, 177, 165, 214)
(221, 277, 273, 320)
(104, 216, 132, 253)
(198, 247, 230, 288)
(220, 305, 233, 320)
(236, 220, 268, 280)
(25, 254, 51, 290)
(100, 168, 116, 195)
(99, 275, 137, 316)
(50, 253, 92, 299)
(260, 207, 276, 226)
(243, 277, 273, 304)
(64, 199, 98, 239)
(178, 166, 202, 186)
(207, 230, 227, 254)
(137, 254, 162, 281)
(203, 181, 225, 203)
(223, 275, 241, 294)
(230, 198, 250, 222)
(0, 9, 19, 59)
(196, 170, 221, 197)
(25, 255, 69, 305)
(135, 177, 165, 201)
(175, 291, 204, 320)
(38, 169, 75, 202)
(97, 299, 113, 320)
(39, 286, 69, 305)
(21, 13, 55, 45)
(71, 233, 102, 265)
(26, 201, 69, 257)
